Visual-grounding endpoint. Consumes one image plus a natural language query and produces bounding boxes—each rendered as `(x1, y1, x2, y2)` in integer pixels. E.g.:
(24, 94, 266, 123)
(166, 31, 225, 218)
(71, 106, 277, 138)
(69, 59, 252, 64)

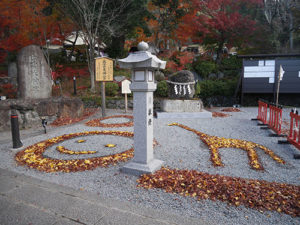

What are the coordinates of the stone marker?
(118, 41, 166, 176)
(17, 45, 52, 99)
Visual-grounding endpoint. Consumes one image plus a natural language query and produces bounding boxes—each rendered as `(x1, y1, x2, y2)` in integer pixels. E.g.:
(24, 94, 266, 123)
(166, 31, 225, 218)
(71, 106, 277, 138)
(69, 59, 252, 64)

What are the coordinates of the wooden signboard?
(95, 57, 113, 81)
(121, 79, 131, 94)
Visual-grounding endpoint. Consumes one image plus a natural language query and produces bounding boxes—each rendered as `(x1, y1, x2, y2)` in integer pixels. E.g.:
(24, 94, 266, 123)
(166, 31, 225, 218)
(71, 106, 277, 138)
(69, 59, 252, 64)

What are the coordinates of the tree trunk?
(86, 43, 95, 93)
(109, 35, 125, 58)
(89, 60, 95, 93)
(68, 31, 79, 62)
(216, 41, 224, 65)
(289, 9, 294, 51)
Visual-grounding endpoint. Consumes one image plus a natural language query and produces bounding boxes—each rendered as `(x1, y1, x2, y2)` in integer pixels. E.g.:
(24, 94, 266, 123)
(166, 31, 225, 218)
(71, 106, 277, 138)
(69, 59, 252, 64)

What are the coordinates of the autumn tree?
(144, 0, 189, 51)
(177, 0, 261, 62)
(0, 0, 73, 64)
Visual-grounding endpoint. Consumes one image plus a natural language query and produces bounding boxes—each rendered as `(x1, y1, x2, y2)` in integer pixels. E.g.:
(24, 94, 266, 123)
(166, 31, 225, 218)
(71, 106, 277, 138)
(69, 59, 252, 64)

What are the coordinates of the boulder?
(155, 71, 165, 82)
(168, 70, 195, 99)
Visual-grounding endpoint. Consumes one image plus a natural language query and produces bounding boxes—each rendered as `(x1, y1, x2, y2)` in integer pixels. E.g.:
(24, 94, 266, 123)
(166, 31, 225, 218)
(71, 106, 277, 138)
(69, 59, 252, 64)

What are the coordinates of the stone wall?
(83, 98, 162, 110)
(107, 99, 133, 109)
(0, 97, 84, 131)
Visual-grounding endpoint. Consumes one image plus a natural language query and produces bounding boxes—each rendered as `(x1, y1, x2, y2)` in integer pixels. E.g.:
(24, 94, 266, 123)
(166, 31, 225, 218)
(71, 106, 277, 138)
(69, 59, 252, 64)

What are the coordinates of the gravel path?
(0, 107, 299, 225)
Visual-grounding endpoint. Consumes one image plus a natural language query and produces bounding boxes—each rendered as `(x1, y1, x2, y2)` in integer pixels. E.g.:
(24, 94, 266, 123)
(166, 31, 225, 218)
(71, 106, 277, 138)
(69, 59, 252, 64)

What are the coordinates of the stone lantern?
(118, 41, 166, 176)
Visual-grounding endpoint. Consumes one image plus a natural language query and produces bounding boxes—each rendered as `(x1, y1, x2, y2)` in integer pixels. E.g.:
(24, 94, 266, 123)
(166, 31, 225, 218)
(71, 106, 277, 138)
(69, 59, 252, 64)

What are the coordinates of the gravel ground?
(0, 107, 299, 225)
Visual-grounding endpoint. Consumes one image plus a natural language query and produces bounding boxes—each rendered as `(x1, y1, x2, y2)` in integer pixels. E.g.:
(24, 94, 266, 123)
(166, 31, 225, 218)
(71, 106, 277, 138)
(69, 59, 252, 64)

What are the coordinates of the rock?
(191, 71, 202, 82)
(0, 77, 11, 85)
(208, 73, 217, 79)
(161, 99, 203, 112)
(168, 70, 195, 99)
(155, 71, 165, 82)
(17, 45, 52, 99)
(36, 97, 84, 118)
(0, 98, 84, 131)
(218, 72, 224, 79)
(23, 111, 40, 129)
(8, 62, 17, 85)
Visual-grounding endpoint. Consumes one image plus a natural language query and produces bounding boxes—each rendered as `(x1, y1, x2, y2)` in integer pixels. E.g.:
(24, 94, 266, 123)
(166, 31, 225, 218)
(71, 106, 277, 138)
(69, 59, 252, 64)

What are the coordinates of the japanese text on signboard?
(95, 57, 113, 81)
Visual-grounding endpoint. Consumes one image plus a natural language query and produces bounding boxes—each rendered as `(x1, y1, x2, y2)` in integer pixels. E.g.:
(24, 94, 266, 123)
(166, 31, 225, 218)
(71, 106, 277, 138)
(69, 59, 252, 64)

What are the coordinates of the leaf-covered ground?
(137, 167, 300, 217)
(212, 112, 231, 117)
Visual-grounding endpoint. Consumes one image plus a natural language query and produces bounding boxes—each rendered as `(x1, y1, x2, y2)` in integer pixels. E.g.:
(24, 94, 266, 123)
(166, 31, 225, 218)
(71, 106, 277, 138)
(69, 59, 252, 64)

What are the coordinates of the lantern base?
(121, 159, 163, 176)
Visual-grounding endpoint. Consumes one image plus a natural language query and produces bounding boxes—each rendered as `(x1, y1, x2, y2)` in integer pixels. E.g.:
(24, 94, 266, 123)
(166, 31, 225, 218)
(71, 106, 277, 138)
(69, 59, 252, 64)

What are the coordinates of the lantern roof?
(118, 41, 166, 69)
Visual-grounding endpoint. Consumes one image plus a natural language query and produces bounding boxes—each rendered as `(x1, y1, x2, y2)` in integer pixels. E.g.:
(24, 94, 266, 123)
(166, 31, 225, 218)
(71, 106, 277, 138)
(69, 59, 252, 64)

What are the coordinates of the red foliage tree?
(0, 0, 74, 62)
(178, 0, 262, 62)
(162, 51, 194, 72)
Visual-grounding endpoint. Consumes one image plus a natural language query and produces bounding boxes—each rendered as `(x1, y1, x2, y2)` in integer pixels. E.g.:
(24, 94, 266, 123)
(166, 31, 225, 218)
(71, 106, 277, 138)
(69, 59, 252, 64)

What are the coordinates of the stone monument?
(118, 41, 166, 175)
(17, 45, 52, 99)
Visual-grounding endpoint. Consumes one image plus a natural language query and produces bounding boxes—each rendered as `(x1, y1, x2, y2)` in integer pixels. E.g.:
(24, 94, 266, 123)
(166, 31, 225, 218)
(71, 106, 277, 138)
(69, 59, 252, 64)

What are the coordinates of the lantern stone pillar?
(118, 41, 166, 176)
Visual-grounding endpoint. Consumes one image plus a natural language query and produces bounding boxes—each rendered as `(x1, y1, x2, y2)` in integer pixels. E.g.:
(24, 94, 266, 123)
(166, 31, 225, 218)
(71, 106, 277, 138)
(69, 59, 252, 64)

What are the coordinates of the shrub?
(49, 51, 67, 67)
(197, 78, 237, 99)
(105, 82, 119, 97)
(219, 56, 242, 77)
(155, 71, 165, 82)
(155, 80, 169, 98)
(81, 96, 102, 107)
(0, 83, 17, 98)
(193, 60, 218, 79)
(195, 82, 201, 97)
(113, 68, 131, 79)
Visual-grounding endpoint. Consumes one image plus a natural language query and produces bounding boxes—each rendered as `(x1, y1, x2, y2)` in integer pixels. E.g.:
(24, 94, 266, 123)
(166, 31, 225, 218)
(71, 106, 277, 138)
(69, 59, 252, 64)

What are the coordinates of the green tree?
(105, 0, 150, 58)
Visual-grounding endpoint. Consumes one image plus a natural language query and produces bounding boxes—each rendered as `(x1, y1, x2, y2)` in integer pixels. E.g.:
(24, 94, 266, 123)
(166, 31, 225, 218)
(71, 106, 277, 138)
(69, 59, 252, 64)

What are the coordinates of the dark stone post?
(10, 109, 23, 148)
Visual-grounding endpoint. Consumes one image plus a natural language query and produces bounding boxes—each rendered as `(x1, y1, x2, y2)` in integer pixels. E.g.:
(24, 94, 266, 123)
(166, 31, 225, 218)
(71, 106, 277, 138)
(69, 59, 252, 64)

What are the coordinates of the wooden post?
(276, 65, 284, 107)
(276, 74, 280, 107)
(101, 81, 106, 117)
(125, 93, 128, 113)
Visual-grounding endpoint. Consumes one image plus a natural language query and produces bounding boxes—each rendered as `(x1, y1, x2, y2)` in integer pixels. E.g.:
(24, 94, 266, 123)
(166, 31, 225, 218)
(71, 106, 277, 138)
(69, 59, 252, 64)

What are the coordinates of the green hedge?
(105, 82, 119, 97)
(219, 56, 242, 77)
(197, 78, 237, 98)
(193, 60, 218, 79)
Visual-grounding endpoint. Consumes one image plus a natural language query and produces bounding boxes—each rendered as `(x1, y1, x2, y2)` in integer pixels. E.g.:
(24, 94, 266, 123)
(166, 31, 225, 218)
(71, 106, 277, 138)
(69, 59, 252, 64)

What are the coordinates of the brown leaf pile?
(137, 167, 300, 217)
(221, 107, 242, 112)
(85, 115, 133, 127)
(51, 108, 99, 127)
(212, 112, 231, 117)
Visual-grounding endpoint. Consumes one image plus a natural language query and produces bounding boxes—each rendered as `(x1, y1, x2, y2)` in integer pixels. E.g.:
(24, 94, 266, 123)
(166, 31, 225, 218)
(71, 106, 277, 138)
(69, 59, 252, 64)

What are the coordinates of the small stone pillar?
(118, 41, 166, 176)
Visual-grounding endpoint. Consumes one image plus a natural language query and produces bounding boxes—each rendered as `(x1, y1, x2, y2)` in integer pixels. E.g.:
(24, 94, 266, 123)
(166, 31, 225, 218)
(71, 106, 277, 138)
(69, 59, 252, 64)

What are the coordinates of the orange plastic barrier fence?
(257, 100, 268, 125)
(268, 104, 283, 135)
(288, 110, 300, 151)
